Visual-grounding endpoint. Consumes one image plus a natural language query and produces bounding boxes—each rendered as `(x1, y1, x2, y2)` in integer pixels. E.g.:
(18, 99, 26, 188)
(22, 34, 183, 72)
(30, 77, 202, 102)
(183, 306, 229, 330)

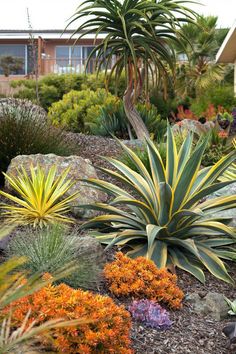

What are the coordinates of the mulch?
(73, 133, 236, 354)
(1, 133, 236, 354)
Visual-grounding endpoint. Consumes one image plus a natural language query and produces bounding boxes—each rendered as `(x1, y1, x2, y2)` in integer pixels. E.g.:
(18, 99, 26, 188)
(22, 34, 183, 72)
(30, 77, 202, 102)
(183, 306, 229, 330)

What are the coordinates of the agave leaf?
(168, 248, 205, 283)
(172, 138, 208, 213)
(197, 244, 233, 283)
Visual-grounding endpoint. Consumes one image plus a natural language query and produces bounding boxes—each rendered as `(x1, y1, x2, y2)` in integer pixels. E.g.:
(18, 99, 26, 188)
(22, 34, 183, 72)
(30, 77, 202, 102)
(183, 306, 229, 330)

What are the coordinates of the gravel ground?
(1, 133, 236, 354)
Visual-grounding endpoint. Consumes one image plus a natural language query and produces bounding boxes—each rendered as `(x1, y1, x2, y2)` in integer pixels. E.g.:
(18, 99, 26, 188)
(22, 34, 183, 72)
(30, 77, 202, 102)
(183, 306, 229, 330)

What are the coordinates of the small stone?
(186, 291, 229, 320)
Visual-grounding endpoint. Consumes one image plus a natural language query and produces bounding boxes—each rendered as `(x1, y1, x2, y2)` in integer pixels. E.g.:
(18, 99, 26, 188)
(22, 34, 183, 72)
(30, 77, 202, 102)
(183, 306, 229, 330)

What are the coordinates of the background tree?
(175, 16, 228, 97)
(69, 0, 196, 139)
(0, 56, 23, 77)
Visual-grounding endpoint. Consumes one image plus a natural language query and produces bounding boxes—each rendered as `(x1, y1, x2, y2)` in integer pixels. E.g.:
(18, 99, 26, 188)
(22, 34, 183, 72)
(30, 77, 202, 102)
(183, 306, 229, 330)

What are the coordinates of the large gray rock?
(5, 154, 105, 218)
(186, 292, 229, 320)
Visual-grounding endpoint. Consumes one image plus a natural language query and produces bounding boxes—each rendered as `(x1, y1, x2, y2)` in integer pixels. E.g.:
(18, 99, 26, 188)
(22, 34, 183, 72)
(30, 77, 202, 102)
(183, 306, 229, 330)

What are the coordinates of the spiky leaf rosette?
(81, 127, 236, 283)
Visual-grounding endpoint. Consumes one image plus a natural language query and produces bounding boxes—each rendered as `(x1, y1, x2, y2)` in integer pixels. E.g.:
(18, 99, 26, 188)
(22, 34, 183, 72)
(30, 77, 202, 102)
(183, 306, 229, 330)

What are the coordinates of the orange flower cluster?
(2, 282, 133, 353)
(104, 252, 184, 309)
(218, 130, 228, 138)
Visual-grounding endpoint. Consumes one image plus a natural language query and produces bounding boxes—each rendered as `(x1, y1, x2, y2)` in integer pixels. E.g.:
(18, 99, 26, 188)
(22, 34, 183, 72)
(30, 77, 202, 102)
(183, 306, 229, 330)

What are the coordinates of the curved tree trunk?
(123, 64, 149, 140)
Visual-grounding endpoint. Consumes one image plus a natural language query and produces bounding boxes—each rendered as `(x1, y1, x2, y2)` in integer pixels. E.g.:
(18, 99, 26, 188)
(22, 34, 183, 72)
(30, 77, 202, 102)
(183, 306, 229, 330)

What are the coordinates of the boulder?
(5, 154, 105, 218)
(172, 119, 215, 136)
(186, 292, 229, 320)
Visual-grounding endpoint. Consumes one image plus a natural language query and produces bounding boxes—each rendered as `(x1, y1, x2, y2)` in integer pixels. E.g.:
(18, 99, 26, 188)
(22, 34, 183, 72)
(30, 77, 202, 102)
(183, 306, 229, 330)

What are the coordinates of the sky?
(0, 0, 235, 30)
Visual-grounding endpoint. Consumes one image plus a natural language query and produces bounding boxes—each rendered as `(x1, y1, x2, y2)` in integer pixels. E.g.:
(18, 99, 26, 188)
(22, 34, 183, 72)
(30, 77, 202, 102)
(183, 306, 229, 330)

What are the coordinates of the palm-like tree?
(175, 16, 226, 97)
(69, 0, 196, 139)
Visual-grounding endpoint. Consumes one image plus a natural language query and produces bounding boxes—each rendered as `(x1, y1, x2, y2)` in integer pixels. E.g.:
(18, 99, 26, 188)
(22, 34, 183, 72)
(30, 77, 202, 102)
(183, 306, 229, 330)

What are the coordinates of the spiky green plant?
(81, 127, 236, 283)
(0, 165, 78, 227)
(219, 138, 236, 182)
(8, 224, 105, 290)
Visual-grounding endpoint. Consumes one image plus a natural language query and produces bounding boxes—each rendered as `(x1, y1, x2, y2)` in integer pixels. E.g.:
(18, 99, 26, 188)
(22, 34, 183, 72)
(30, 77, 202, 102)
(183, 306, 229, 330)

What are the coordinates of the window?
(55, 45, 95, 73)
(0, 44, 26, 75)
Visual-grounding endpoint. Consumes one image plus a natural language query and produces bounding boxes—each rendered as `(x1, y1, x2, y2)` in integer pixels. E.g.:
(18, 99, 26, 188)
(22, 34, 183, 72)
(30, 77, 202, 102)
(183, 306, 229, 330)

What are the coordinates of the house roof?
(216, 20, 236, 63)
(0, 29, 106, 40)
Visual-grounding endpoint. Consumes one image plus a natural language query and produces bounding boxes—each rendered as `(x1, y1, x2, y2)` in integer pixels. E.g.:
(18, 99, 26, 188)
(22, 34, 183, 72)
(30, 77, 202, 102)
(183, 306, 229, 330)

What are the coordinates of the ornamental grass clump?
(104, 252, 184, 309)
(81, 126, 236, 283)
(0, 165, 78, 227)
(129, 299, 172, 329)
(1, 281, 133, 354)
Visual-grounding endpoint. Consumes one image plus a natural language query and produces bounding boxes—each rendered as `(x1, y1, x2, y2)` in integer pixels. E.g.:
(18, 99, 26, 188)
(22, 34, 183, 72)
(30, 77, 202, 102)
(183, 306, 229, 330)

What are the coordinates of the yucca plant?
(219, 138, 236, 182)
(0, 165, 78, 227)
(81, 126, 236, 283)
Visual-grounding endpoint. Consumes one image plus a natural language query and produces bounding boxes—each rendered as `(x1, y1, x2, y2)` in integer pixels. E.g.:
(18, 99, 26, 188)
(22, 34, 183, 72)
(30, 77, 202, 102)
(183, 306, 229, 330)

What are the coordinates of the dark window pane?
(56, 46, 70, 67)
(0, 44, 25, 75)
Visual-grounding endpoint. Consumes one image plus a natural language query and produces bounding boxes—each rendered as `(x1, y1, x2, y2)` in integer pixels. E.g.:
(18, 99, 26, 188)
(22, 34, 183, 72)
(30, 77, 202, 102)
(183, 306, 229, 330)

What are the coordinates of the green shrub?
(81, 72, 126, 97)
(0, 98, 77, 184)
(8, 224, 105, 290)
(191, 85, 236, 116)
(81, 127, 236, 283)
(11, 74, 84, 111)
(48, 88, 120, 133)
(12, 73, 125, 111)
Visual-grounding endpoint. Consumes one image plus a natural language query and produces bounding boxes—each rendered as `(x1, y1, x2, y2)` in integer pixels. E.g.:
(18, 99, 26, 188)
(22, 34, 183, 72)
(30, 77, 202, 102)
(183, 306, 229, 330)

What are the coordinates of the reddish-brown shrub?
(104, 252, 184, 309)
(2, 281, 132, 353)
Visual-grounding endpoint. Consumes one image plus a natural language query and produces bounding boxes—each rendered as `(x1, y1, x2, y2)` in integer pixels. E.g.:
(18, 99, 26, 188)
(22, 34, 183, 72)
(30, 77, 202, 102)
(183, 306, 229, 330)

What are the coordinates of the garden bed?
(0, 132, 235, 354)
(74, 133, 235, 354)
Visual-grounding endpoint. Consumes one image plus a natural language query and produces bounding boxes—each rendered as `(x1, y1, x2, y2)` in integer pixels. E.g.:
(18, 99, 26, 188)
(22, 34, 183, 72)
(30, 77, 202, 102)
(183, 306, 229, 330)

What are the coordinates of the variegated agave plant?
(81, 126, 236, 283)
(219, 138, 236, 182)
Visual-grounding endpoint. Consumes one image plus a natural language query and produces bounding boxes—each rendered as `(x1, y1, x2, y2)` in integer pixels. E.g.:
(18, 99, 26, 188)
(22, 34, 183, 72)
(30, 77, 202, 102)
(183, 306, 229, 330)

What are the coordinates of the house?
(216, 20, 236, 95)
(0, 29, 103, 78)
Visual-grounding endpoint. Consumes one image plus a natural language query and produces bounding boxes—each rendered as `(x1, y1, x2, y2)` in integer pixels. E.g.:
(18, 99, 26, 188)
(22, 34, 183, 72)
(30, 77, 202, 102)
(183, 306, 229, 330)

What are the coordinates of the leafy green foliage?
(0, 165, 77, 227)
(224, 297, 236, 315)
(0, 56, 24, 77)
(8, 224, 104, 290)
(191, 85, 236, 115)
(11, 74, 84, 111)
(93, 101, 167, 139)
(48, 89, 119, 133)
(81, 127, 236, 283)
(0, 98, 77, 184)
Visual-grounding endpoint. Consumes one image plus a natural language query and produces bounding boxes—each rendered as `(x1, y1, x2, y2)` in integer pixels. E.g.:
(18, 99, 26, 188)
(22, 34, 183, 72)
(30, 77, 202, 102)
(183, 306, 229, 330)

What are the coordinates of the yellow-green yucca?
(219, 138, 236, 182)
(0, 165, 78, 227)
(81, 127, 236, 283)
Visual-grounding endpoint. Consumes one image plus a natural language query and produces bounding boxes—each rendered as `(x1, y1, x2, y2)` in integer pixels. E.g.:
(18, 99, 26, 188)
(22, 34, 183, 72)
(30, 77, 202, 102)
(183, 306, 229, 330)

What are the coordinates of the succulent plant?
(128, 299, 172, 329)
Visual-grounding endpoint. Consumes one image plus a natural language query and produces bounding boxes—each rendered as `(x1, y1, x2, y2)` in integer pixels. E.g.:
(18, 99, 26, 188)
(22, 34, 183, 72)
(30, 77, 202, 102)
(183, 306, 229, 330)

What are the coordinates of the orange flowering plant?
(2, 280, 133, 354)
(104, 252, 184, 309)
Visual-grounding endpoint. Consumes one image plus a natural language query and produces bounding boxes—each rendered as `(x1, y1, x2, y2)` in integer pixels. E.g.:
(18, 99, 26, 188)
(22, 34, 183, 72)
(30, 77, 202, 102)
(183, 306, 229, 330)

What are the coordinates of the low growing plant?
(0, 165, 77, 227)
(129, 299, 172, 329)
(8, 224, 104, 290)
(81, 126, 236, 283)
(0, 228, 86, 354)
(104, 252, 184, 309)
(2, 281, 132, 353)
(48, 88, 119, 133)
